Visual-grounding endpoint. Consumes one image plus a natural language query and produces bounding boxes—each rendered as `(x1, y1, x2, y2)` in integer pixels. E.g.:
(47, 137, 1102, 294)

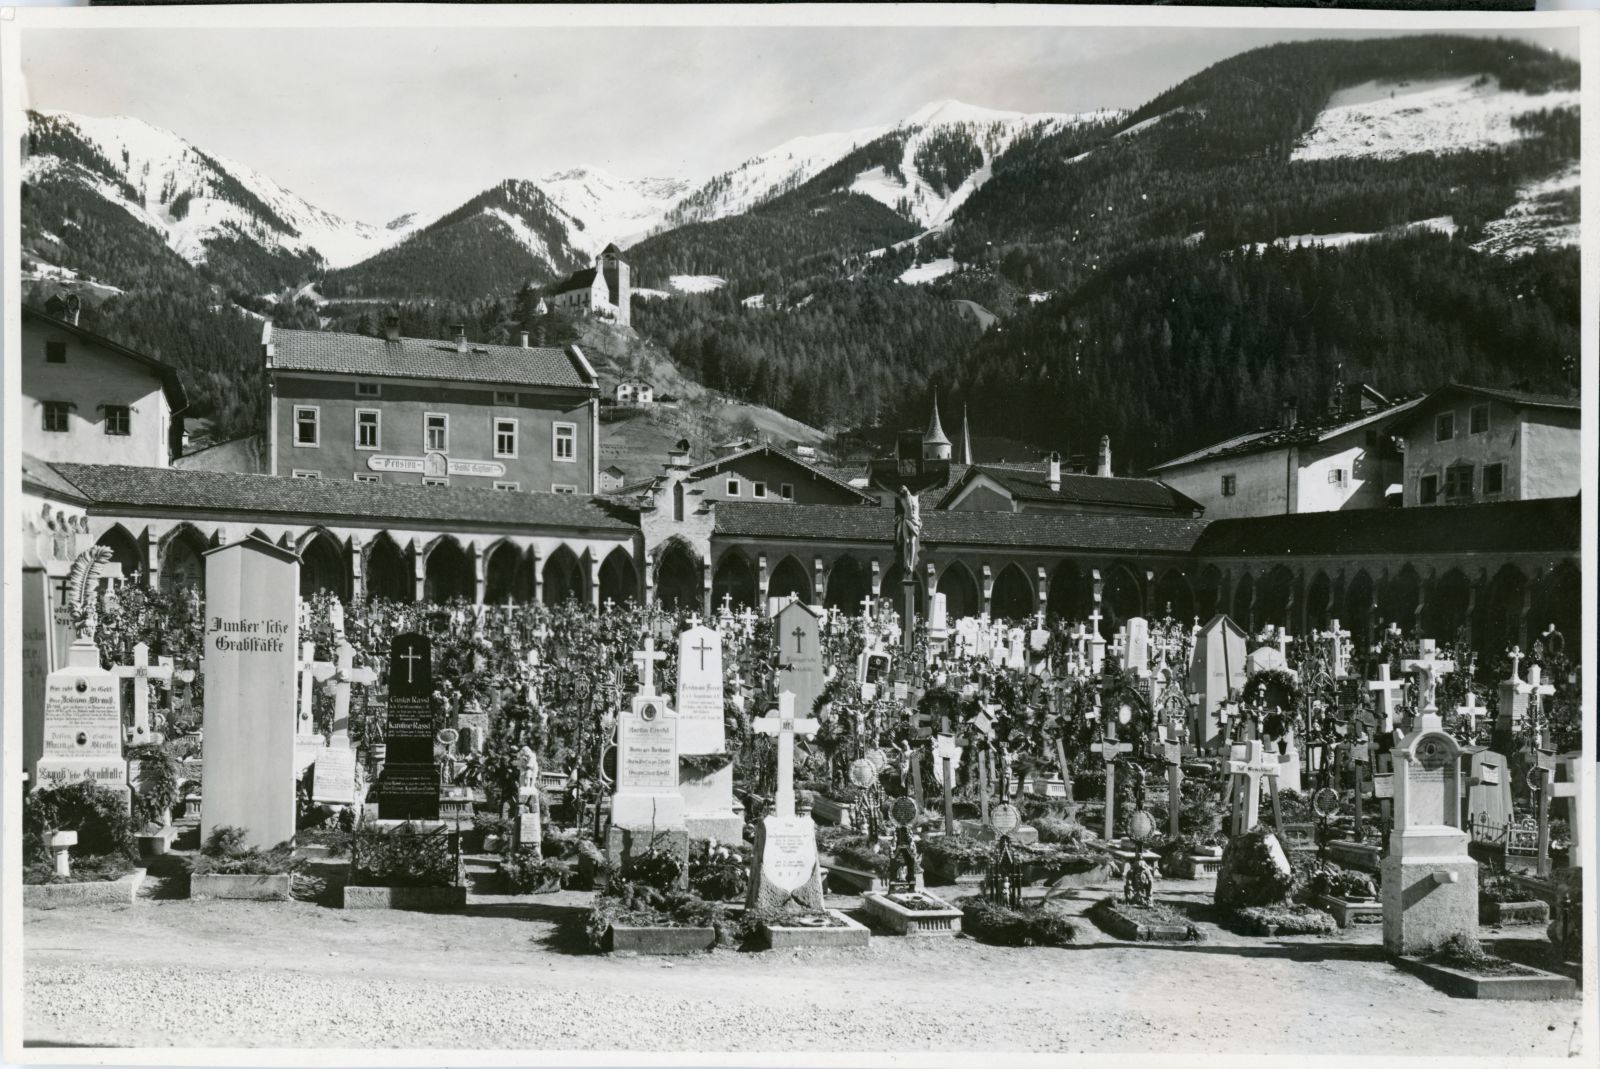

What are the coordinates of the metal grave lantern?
(887, 796, 922, 894)
(849, 757, 884, 837)
(1311, 786, 1341, 860)
(1123, 808, 1158, 907)
(984, 803, 1025, 909)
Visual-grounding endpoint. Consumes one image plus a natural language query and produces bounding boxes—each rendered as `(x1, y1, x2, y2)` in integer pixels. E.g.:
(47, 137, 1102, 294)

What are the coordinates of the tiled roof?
(944, 465, 1202, 514)
(1151, 396, 1419, 471)
(269, 328, 594, 390)
(22, 452, 90, 504)
(49, 463, 637, 532)
(1192, 497, 1579, 558)
(551, 267, 599, 297)
(687, 445, 874, 501)
(714, 501, 1206, 554)
(23, 306, 189, 412)
(1389, 383, 1581, 420)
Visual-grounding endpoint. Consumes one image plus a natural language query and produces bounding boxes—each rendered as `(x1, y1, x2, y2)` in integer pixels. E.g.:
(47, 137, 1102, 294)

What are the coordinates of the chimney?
(64, 294, 81, 326)
(1097, 435, 1112, 477)
(667, 437, 692, 472)
(383, 312, 401, 342)
(1280, 398, 1299, 430)
(452, 324, 467, 353)
(1047, 450, 1061, 492)
(519, 331, 530, 348)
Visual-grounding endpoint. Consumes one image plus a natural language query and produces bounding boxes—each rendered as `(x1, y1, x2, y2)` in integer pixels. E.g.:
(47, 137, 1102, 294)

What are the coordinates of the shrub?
(922, 834, 991, 873)
(349, 824, 456, 888)
(958, 896, 1078, 947)
(1215, 828, 1294, 908)
(688, 840, 748, 901)
(623, 838, 685, 891)
(1034, 812, 1087, 845)
(1479, 872, 1531, 903)
(192, 825, 298, 876)
(1306, 861, 1376, 901)
(25, 780, 136, 859)
(502, 849, 570, 893)
(24, 850, 138, 885)
(1234, 903, 1338, 935)
(1424, 932, 1537, 976)
(831, 836, 892, 876)
(128, 743, 183, 828)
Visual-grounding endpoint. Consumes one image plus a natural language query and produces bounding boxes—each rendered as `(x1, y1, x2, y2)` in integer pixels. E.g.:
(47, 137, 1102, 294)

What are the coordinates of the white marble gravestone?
(1190, 615, 1247, 748)
(1381, 714, 1477, 955)
(774, 600, 826, 720)
(201, 537, 299, 851)
(35, 634, 129, 799)
(675, 624, 742, 838)
(1123, 617, 1150, 676)
(747, 691, 825, 912)
(606, 638, 688, 880)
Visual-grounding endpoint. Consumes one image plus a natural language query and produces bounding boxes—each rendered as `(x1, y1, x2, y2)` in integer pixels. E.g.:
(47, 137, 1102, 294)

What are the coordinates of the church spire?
(922, 388, 951, 461)
(960, 404, 973, 465)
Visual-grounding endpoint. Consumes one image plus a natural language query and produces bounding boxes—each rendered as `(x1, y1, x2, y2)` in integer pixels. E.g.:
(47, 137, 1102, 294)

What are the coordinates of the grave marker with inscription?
(375, 633, 441, 820)
(605, 637, 688, 881)
(675, 624, 741, 838)
(774, 600, 825, 720)
(1380, 713, 1477, 954)
(747, 691, 825, 912)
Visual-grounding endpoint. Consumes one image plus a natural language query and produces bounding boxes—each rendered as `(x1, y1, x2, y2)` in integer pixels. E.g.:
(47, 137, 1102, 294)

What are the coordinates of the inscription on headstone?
(376, 633, 440, 820)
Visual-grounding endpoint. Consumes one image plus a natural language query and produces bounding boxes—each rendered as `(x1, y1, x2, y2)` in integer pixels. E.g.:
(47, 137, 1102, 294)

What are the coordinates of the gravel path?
(22, 882, 1585, 1055)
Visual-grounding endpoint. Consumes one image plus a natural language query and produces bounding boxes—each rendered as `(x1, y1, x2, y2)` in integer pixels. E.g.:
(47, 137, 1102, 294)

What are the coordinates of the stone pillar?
(981, 564, 994, 617)
(1144, 569, 1156, 617)
(531, 547, 544, 605)
(412, 543, 426, 603)
(349, 536, 364, 602)
(814, 557, 826, 607)
(757, 554, 769, 605)
(473, 545, 487, 606)
(870, 558, 882, 598)
(1515, 579, 1532, 651)
(144, 530, 160, 590)
(642, 551, 655, 605)
(588, 552, 601, 609)
(925, 561, 937, 601)
(701, 557, 712, 618)
(1037, 565, 1049, 620)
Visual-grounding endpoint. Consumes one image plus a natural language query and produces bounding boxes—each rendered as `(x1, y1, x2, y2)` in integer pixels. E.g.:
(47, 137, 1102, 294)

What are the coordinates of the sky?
(19, 24, 1581, 224)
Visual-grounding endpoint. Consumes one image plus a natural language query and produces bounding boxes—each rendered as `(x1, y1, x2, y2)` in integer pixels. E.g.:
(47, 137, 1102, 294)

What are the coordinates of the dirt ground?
(21, 866, 1586, 1056)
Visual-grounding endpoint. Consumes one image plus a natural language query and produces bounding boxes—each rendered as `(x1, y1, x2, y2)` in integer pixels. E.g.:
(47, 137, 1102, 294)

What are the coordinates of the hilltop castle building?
(547, 244, 632, 327)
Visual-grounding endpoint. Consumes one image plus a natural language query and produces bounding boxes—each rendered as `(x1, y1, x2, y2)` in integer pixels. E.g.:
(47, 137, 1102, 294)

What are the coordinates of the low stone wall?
(189, 874, 293, 901)
(340, 885, 467, 910)
(23, 870, 145, 908)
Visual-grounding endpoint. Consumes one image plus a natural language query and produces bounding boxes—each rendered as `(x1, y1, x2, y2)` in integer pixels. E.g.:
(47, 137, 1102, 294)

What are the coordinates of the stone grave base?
(1393, 956, 1579, 1000)
(1380, 848, 1478, 955)
(822, 858, 923, 895)
(340, 885, 467, 910)
(189, 873, 293, 901)
(137, 825, 178, 858)
(963, 820, 1040, 846)
(1480, 898, 1550, 925)
(1327, 839, 1382, 873)
(809, 797, 853, 827)
(1505, 873, 1558, 903)
(23, 869, 145, 908)
(1319, 893, 1383, 928)
(1174, 853, 1223, 880)
(685, 813, 746, 841)
(762, 909, 871, 949)
(1088, 897, 1203, 942)
(861, 891, 963, 936)
(605, 825, 689, 889)
(680, 762, 745, 841)
(607, 922, 717, 955)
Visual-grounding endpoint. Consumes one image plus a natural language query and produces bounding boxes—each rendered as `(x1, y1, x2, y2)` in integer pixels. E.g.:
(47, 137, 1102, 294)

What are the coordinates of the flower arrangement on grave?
(191, 825, 300, 877)
(1215, 826, 1295, 908)
(127, 741, 184, 829)
(348, 822, 456, 888)
(501, 848, 570, 894)
(687, 838, 748, 901)
(1305, 859, 1376, 902)
(957, 895, 1078, 947)
(1243, 669, 1301, 720)
(22, 780, 138, 885)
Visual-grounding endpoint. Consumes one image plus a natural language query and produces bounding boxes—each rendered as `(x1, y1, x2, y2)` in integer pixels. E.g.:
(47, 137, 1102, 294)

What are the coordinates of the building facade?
(22, 303, 187, 468)
(1384, 384, 1581, 508)
(266, 319, 600, 494)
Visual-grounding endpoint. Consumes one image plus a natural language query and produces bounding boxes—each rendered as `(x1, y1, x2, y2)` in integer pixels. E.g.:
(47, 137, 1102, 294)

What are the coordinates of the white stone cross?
(1526, 664, 1556, 733)
(114, 641, 173, 743)
(1275, 626, 1294, 660)
(1368, 663, 1406, 733)
(632, 635, 667, 696)
(1402, 639, 1456, 715)
(1225, 738, 1280, 837)
(1507, 646, 1524, 684)
(753, 690, 819, 819)
(1549, 753, 1584, 858)
(297, 641, 337, 735)
(721, 592, 734, 616)
(1456, 692, 1485, 736)
(328, 639, 378, 741)
(686, 611, 701, 630)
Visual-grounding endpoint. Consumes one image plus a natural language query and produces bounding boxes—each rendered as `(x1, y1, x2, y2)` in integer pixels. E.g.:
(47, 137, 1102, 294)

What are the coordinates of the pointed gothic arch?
(365, 533, 412, 603)
(1379, 565, 1421, 636)
(542, 544, 585, 606)
(1230, 572, 1257, 633)
(767, 555, 812, 605)
(158, 524, 209, 597)
(655, 538, 702, 610)
(95, 524, 144, 587)
(1305, 571, 1334, 634)
(422, 537, 473, 602)
(598, 547, 640, 607)
(990, 562, 1034, 620)
(485, 541, 534, 605)
(1344, 570, 1376, 649)
(1258, 565, 1296, 630)
(937, 561, 982, 620)
(1193, 566, 1223, 623)
(299, 529, 350, 601)
(880, 562, 926, 617)
(1152, 567, 1195, 625)
(1482, 564, 1529, 656)
(1101, 564, 1142, 637)
(712, 550, 757, 612)
(823, 556, 871, 612)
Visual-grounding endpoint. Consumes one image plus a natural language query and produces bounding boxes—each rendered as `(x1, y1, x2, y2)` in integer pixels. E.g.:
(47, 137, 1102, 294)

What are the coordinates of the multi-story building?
(265, 317, 600, 494)
(615, 381, 654, 406)
(1384, 383, 1581, 507)
(22, 300, 188, 468)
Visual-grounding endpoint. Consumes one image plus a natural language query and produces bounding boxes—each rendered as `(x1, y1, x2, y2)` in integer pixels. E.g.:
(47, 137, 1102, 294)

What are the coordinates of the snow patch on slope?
(537, 166, 693, 254)
(483, 206, 558, 269)
(669, 274, 726, 294)
(1472, 165, 1581, 257)
(1243, 216, 1458, 254)
(1291, 77, 1580, 162)
(899, 257, 958, 284)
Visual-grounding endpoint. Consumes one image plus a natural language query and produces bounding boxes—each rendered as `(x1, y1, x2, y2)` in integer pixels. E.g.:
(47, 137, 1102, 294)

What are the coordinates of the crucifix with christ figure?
(753, 691, 818, 819)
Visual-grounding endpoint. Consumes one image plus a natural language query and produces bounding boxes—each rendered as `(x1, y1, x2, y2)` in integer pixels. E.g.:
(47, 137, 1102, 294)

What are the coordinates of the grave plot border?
(606, 922, 718, 955)
(1393, 956, 1578, 1000)
(1086, 896, 1204, 943)
(189, 873, 293, 901)
(340, 885, 468, 910)
(761, 909, 871, 949)
(23, 869, 146, 908)
(861, 890, 963, 936)
(1318, 893, 1383, 928)
(1479, 899, 1550, 926)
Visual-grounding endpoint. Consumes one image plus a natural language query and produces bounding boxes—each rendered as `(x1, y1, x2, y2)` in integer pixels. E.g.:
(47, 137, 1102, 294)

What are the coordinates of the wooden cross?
(1098, 726, 1133, 841)
(753, 690, 818, 818)
(113, 641, 173, 743)
(1368, 663, 1406, 733)
(1526, 664, 1556, 720)
(934, 732, 962, 835)
(1225, 739, 1282, 838)
(297, 641, 336, 735)
(1402, 640, 1455, 716)
(329, 639, 377, 741)
(632, 635, 666, 696)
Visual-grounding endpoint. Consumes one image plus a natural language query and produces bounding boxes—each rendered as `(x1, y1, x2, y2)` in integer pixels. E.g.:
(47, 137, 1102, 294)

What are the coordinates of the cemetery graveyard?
(18, 543, 1588, 1053)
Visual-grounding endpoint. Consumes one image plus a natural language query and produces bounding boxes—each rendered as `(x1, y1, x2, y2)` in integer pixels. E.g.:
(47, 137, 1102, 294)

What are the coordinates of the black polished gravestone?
(376, 632, 440, 820)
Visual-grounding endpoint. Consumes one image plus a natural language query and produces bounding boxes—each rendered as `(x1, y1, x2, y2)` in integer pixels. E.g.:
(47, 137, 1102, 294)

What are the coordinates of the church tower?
(922, 389, 952, 462)
(599, 243, 631, 327)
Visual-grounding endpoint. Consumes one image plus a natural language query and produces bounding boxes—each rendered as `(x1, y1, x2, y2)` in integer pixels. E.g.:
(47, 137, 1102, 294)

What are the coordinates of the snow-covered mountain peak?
(535, 166, 694, 252)
(902, 99, 1035, 126)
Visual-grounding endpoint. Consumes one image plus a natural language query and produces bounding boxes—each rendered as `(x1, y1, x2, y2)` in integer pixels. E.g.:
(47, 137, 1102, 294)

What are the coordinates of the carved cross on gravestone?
(753, 690, 818, 819)
(114, 641, 173, 744)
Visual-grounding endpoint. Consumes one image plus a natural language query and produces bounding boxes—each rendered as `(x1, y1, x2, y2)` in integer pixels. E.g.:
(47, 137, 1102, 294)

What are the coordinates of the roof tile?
(270, 328, 594, 390)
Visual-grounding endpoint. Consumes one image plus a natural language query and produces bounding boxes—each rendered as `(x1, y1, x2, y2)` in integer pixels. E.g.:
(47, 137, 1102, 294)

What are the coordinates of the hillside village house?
(615, 441, 875, 511)
(1381, 383, 1581, 508)
(265, 317, 600, 494)
(939, 437, 1202, 518)
(22, 301, 188, 468)
(1149, 383, 1417, 520)
(546, 243, 632, 327)
(614, 381, 653, 406)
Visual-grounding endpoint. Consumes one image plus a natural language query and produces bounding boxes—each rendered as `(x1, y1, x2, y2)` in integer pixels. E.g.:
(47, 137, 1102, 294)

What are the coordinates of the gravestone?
(675, 623, 741, 839)
(1190, 615, 1247, 749)
(201, 537, 299, 850)
(928, 592, 949, 646)
(22, 566, 56, 788)
(375, 633, 441, 820)
(35, 634, 128, 798)
(311, 745, 358, 806)
(746, 691, 825, 912)
(606, 637, 687, 881)
(1461, 748, 1513, 830)
(1380, 713, 1477, 955)
(1123, 617, 1150, 675)
(773, 600, 825, 720)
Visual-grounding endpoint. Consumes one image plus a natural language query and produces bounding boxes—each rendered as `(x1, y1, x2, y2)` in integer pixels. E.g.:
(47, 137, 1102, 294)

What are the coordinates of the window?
(103, 405, 130, 436)
(1221, 474, 1237, 497)
(1419, 474, 1439, 505)
(753, 482, 767, 499)
(354, 473, 381, 484)
(552, 483, 577, 494)
(356, 409, 381, 450)
(1435, 411, 1455, 443)
(291, 469, 321, 480)
(42, 401, 71, 432)
(45, 341, 66, 363)
(780, 483, 794, 501)
(494, 417, 518, 458)
(1444, 464, 1474, 502)
(355, 381, 381, 398)
(552, 422, 576, 462)
(294, 406, 320, 447)
(1469, 404, 1490, 435)
(1483, 462, 1505, 496)
(424, 413, 448, 452)
(493, 481, 520, 491)
(422, 476, 449, 487)
(494, 391, 518, 406)
(1327, 468, 1349, 488)
(726, 478, 740, 496)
